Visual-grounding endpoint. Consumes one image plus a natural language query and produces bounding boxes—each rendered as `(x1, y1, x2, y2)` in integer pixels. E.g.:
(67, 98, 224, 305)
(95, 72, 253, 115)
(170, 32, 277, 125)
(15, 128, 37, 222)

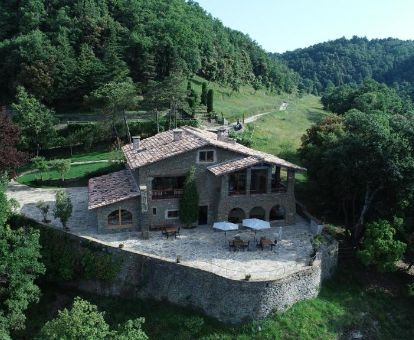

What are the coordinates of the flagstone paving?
(7, 181, 314, 281)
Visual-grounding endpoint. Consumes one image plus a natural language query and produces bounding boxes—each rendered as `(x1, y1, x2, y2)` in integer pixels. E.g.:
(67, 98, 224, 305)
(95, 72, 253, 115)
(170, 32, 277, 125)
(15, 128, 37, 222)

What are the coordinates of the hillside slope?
(0, 0, 298, 110)
(276, 36, 414, 95)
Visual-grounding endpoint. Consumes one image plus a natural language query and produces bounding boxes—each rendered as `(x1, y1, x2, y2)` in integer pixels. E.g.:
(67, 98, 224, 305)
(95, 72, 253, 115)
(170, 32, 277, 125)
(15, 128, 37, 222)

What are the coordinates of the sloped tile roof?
(122, 126, 305, 172)
(88, 170, 140, 210)
(207, 156, 263, 176)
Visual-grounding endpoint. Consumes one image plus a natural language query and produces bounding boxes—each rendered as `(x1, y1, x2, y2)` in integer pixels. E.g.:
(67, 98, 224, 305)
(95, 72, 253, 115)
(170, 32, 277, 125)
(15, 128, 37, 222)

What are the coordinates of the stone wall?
(53, 228, 338, 324)
(96, 197, 141, 233)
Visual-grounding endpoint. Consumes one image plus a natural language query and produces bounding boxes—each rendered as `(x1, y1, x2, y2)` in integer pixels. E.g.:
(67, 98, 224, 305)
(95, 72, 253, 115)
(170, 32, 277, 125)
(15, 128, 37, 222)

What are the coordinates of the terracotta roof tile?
(88, 170, 140, 210)
(207, 156, 263, 176)
(122, 126, 306, 172)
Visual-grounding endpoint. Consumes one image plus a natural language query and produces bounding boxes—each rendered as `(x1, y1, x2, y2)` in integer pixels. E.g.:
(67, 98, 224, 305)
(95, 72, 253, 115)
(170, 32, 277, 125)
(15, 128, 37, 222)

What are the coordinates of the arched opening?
(228, 208, 245, 224)
(269, 205, 285, 221)
(249, 206, 266, 220)
(108, 208, 133, 227)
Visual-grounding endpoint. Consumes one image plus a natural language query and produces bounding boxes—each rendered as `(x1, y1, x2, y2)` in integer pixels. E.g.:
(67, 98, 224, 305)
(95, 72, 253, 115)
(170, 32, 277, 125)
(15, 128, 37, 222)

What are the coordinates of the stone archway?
(249, 206, 266, 220)
(269, 205, 285, 221)
(228, 208, 246, 223)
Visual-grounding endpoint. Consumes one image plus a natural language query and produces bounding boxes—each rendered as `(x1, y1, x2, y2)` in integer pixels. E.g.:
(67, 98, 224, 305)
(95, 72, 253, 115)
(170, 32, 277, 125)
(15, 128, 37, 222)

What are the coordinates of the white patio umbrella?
(242, 218, 271, 240)
(213, 221, 239, 238)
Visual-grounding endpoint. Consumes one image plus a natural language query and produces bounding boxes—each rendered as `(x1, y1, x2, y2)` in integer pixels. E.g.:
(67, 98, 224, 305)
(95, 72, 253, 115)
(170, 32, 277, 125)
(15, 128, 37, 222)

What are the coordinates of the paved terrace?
(7, 182, 314, 281)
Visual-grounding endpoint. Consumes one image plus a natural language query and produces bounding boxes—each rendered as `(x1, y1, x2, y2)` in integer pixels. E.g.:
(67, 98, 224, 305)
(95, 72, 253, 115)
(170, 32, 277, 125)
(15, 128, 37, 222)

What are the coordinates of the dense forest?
(0, 0, 298, 111)
(277, 36, 414, 97)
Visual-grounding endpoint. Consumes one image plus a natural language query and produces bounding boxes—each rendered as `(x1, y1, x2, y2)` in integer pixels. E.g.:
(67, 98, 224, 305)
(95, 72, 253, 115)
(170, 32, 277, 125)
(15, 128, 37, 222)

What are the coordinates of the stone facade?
(96, 198, 141, 233)
(132, 146, 297, 235)
(93, 132, 299, 233)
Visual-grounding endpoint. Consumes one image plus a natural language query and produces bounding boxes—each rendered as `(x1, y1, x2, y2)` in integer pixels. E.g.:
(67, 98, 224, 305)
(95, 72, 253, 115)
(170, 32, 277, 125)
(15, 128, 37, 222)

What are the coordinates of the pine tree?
(201, 82, 208, 105)
(207, 89, 214, 113)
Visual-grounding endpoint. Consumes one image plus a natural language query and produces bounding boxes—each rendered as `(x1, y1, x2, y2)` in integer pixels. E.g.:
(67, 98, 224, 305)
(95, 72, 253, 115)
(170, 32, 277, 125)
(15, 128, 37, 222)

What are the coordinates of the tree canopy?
(278, 36, 414, 97)
(0, 0, 298, 111)
(300, 87, 414, 242)
(38, 297, 148, 340)
(0, 176, 45, 338)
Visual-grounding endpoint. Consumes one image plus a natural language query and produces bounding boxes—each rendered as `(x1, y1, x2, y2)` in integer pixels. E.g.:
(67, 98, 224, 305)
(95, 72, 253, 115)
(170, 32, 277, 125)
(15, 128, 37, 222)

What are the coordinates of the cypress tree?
(207, 89, 214, 113)
(179, 167, 199, 227)
(201, 82, 208, 105)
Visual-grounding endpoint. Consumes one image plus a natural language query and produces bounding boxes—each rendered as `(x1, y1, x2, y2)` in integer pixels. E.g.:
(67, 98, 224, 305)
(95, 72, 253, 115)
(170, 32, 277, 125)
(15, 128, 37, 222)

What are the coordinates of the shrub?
(179, 166, 199, 227)
(36, 200, 50, 223)
(49, 159, 71, 181)
(312, 234, 324, 251)
(54, 190, 73, 230)
(31, 156, 49, 181)
(358, 219, 407, 272)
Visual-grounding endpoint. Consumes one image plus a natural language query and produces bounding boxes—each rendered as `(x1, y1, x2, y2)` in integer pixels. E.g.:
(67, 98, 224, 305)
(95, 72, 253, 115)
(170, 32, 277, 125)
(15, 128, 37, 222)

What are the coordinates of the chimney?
(132, 136, 140, 150)
(217, 127, 226, 141)
(173, 128, 183, 141)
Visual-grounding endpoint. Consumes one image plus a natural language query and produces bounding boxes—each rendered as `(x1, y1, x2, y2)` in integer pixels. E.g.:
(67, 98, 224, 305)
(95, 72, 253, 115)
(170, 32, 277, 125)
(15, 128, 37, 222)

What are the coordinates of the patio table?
(162, 226, 179, 239)
(257, 238, 276, 251)
(231, 239, 249, 251)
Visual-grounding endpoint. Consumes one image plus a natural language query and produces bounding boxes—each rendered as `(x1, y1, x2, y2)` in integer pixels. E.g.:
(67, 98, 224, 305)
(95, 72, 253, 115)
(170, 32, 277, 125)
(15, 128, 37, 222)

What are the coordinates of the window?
(198, 150, 215, 163)
(229, 170, 247, 195)
(271, 167, 287, 193)
(250, 168, 268, 194)
(107, 209, 133, 228)
(166, 210, 179, 219)
(152, 207, 157, 215)
(152, 176, 185, 199)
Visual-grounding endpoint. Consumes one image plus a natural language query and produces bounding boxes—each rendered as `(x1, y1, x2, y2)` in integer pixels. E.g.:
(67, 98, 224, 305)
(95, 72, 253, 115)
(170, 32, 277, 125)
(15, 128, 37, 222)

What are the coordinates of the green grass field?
(191, 75, 294, 121)
(18, 267, 414, 340)
(247, 95, 327, 165)
(16, 162, 117, 187)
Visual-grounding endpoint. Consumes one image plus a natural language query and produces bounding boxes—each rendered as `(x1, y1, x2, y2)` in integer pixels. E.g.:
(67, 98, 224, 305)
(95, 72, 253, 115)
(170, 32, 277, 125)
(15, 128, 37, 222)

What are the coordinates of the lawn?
(16, 162, 120, 188)
(249, 95, 327, 165)
(17, 266, 414, 339)
(191, 75, 292, 122)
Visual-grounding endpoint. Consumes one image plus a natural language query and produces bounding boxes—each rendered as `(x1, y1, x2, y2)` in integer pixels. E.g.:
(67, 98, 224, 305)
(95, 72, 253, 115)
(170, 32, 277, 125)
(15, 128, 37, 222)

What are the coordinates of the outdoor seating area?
(7, 184, 315, 281)
(94, 221, 313, 281)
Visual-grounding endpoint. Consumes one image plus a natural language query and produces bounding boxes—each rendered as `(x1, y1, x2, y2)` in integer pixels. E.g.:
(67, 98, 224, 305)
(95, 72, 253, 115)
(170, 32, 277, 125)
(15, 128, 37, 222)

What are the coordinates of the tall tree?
(0, 176, 45, 338)
(179, 167, 199, 227)
(87, 79, 137, 143)
(11, 87, 56, 155)
(207, 89, 214, 113)
(300, 110, 414, 243)
(0, 114, 27, 177)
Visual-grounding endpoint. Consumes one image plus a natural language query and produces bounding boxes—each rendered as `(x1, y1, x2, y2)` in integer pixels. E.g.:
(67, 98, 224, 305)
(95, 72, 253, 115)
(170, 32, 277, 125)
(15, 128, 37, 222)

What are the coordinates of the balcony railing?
(229, 189, 246, 196)
(271, 182, 287, 193)
(152, 189, 183, 200)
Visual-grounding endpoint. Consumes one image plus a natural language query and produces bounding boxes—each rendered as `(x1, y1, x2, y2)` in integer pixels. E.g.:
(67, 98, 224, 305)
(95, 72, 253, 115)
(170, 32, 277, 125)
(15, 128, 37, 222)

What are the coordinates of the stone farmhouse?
(88, 126, 305, 237)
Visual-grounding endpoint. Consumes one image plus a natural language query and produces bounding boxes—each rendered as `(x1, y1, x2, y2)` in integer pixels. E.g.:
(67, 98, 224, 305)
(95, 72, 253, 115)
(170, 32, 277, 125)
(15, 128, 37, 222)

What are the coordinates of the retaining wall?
(44, 226, 338, 324)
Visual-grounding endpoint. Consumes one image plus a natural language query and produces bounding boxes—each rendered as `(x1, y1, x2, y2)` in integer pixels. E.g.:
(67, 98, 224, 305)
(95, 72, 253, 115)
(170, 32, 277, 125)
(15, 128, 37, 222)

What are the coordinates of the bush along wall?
(9, 216, 123, 283)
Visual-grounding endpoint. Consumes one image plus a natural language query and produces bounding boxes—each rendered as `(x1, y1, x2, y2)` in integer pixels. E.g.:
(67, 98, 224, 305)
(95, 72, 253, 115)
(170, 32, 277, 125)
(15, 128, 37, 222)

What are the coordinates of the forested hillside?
(0, 0, 298, 111)
(277, 36, 414, 96)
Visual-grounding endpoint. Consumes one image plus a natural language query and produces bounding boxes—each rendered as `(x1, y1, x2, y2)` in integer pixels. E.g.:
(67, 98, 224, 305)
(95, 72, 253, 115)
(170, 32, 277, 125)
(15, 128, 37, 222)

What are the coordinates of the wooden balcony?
(271, 182, 287, 193)
(152, 189, 184, 200)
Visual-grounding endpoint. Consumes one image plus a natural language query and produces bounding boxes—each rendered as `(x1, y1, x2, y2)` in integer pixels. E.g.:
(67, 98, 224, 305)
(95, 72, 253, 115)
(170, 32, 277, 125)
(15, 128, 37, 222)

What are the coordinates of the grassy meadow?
(190, 75, 294, 121)
(236, 95, 327, 168)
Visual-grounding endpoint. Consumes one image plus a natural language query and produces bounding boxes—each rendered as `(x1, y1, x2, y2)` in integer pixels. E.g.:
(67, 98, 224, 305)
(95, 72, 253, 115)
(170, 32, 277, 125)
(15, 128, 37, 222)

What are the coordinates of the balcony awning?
(207, 156, 266, 176)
